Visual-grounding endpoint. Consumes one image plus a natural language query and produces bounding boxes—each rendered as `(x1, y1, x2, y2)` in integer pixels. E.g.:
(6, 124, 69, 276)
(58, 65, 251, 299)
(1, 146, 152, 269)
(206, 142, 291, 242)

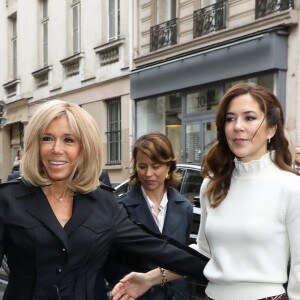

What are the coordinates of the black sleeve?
(111, 199, 209, 284)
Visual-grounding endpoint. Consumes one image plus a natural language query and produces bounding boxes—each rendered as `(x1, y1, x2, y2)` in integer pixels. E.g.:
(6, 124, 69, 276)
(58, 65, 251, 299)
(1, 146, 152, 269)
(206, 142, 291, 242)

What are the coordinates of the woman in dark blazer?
(110, 133, 193, 300)
(0, 100, 208, 300)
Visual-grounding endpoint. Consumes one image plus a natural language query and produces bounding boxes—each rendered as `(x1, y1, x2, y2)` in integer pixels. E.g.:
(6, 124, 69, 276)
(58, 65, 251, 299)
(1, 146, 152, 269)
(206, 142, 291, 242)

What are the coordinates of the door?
(183, 116, 217, 164)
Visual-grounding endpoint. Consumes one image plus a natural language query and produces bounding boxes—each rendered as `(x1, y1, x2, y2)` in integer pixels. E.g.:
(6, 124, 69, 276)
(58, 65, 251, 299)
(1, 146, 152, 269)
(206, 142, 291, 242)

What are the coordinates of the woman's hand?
(111, 272, 152, 300)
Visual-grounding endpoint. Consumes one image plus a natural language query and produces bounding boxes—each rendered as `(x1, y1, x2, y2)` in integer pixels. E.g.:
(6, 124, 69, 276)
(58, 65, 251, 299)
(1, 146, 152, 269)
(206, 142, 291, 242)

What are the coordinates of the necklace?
(47, 188, 69, 202)
(57, 189, 70, 202)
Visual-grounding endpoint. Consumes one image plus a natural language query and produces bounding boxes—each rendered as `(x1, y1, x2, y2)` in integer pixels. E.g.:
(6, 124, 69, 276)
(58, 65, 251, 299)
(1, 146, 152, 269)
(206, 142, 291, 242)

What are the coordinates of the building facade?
(131, 0, 299, 165)
(0, 0, 133, 184)
(0, 0, 299, 184)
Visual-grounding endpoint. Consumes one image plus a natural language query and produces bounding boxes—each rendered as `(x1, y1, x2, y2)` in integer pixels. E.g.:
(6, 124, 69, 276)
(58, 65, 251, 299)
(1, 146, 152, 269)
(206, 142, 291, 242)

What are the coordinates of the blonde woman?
(0, 100, 208, 300)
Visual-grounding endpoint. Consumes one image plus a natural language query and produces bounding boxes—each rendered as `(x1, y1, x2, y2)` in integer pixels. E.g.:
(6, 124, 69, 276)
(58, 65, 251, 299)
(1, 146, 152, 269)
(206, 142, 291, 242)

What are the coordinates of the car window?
(179, 168, 203, 205)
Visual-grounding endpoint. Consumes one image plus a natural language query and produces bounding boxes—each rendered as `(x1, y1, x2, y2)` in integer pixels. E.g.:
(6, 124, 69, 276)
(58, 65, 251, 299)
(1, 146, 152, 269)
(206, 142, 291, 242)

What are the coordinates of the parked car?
(113, 163, 206, 300)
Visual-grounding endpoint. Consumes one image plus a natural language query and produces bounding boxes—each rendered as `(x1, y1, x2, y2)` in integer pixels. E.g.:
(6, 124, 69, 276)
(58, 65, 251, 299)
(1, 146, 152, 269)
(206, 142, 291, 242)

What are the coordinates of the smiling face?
(39, 115, 81, 183)
(224, 93, 276, 163)
(136, 150, 170, 194)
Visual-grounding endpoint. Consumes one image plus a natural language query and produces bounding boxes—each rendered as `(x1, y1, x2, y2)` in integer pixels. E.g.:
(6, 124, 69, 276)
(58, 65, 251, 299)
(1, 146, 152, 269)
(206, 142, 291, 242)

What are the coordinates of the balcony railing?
(150, 18, 178, 52)
(255, 0, 294, 19)
(193, 1, 226, 38)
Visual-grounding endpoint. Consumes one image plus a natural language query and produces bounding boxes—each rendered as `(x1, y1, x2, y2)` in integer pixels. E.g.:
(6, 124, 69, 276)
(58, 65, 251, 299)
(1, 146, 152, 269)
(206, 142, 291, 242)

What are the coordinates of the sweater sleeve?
(190, 178, 211, 258)
(284, 180, 300, 299)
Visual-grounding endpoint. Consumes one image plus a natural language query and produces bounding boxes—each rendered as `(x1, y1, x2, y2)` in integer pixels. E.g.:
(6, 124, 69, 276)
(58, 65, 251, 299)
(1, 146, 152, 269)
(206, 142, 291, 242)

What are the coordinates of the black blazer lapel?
(64, 193, 93, 235)
(120, 186, 161, 234)
(24, 186, 70, 250)
(162, 190, 185, 236)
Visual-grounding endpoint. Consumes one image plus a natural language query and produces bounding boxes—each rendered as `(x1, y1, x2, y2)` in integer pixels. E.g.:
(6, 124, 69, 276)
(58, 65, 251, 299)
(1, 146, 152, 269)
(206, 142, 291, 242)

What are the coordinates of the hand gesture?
(111, 272, 152, 300)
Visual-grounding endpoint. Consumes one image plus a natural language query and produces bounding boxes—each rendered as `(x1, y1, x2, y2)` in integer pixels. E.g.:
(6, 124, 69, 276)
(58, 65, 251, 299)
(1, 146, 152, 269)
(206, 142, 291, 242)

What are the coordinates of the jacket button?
(61, 248, 67, 253)
(56, 268, 63, 274)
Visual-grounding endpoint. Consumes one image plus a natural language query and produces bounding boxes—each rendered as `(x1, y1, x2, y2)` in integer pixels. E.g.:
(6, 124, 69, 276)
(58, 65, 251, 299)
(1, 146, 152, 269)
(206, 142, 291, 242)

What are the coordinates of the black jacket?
(0, 180, 208, 300)
(114, 185, 193, 300)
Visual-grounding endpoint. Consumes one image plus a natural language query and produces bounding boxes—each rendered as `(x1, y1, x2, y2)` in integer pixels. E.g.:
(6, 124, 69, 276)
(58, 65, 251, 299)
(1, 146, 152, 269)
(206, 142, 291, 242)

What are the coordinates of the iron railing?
(255, 0, 294, 19)
(193, 0, 226, 38)
(150, 18, 178, 52)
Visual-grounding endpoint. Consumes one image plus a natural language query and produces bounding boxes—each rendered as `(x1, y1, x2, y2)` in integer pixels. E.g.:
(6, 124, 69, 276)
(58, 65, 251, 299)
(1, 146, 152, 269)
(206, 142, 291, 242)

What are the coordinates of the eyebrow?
(226, 110, 257, 115)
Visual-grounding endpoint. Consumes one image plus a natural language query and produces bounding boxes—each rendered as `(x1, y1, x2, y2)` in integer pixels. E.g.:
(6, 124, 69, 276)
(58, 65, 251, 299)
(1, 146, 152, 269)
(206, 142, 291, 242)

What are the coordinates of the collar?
(141, 186, 168, 209)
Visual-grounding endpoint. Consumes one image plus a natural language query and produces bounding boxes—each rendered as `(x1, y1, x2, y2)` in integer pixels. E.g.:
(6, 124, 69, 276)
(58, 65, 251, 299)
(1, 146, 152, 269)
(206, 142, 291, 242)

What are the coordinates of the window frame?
(108, 0, 120, 41)
(72, 0, 81, 54)
(42, 0, 49, 66)
(11, 15, 17, 79)
(156, 0, 176, 23)
(106, 98, 121, 165)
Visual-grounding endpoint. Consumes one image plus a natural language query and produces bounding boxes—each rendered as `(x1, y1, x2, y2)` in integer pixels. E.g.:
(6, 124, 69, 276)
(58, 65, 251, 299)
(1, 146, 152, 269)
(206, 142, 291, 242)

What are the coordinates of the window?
(10, 15, 17, 79)
(106, 99, 121, 164)
(157, 0, 176, 23)
(108, 0, 120, 41)
(150, 0, 177, 51)
(42, 0, 49, 66)
(202, 0, 222, 7)
(72, 0, 81, 53)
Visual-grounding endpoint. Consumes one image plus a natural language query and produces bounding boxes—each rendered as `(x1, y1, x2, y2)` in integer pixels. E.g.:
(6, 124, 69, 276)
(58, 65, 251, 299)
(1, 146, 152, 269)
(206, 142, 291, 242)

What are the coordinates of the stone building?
(0, 0, 299, 184)
(0, 0, 133, 184)
(131, 0, 299, 165)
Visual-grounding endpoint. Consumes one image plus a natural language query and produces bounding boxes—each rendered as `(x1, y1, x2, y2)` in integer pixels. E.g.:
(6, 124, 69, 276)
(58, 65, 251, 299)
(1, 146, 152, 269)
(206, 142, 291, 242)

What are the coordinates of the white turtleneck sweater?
(191, 152, 300, 300)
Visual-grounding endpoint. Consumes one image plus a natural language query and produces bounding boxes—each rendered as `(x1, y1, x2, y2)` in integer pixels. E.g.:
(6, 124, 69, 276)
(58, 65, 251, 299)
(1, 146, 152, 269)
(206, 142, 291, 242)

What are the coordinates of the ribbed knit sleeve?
(283, 173, 300, 299)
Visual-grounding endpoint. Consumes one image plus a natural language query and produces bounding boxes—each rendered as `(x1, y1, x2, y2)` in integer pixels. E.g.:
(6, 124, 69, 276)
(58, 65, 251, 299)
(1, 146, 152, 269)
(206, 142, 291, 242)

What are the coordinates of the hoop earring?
(165, 172, 170, 180)
(268, 136, 271, 143)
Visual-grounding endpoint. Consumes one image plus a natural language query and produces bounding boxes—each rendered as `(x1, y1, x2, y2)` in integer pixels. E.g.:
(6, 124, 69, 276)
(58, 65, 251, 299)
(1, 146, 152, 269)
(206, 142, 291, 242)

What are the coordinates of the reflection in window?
(185, 123, 201, 163)
(224, 73, 274, 92)
(203, 121, 217, 155)
(136, 98, 164, 136)
(136, 94, 182, 163)
(186, 86, 223, 114)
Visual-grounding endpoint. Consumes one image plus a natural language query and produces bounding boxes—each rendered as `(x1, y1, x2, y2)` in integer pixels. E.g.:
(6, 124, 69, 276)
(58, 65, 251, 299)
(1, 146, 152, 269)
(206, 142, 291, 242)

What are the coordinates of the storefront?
(0, 99, 27, 182)
(131, 27, 288, 164)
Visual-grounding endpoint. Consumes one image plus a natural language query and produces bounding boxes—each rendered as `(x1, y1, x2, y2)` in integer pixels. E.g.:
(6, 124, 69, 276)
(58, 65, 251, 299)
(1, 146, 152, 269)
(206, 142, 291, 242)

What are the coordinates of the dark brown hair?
(129, 132, 181, 188)
(202, 82, 296, 208)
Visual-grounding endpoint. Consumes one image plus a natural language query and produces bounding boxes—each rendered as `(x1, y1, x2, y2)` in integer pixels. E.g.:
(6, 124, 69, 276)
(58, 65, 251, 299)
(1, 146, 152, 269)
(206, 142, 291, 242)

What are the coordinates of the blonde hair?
(21, 100, 102, 193)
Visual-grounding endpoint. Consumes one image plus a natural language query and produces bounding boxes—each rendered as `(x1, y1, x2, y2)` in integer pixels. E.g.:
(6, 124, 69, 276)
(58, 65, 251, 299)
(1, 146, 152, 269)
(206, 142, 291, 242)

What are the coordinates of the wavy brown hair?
(202, 82, 296, 208)
(129, 132, 181, 188)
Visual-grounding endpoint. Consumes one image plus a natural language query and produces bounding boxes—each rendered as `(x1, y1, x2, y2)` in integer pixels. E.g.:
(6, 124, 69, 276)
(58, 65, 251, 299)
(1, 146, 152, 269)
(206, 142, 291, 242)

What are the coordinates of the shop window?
(136, 94, 182, 163)
(186, 85, 223, 114)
